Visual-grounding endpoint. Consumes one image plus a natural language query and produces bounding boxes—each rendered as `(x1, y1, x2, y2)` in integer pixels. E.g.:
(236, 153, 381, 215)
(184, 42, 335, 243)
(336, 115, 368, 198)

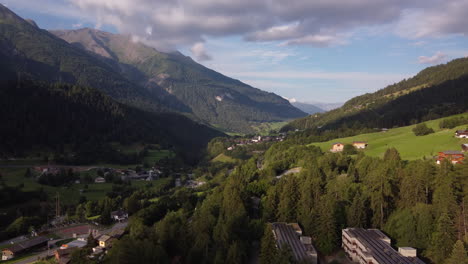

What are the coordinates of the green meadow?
(309, 113, 468, 160)
(0, 167, 171, 204)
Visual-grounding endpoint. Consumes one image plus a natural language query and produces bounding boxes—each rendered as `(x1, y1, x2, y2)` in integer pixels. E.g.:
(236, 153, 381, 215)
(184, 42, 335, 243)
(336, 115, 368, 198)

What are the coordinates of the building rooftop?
(3, 236, 48, 253)
(440, 150, 463, 155)
(344, 228, 425, 264)
(98, 235, 112, 242)
(271, 223, 317, 263)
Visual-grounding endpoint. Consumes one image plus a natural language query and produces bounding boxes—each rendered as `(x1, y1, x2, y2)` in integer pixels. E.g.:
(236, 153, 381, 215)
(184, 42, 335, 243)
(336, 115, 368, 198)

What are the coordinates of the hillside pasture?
(309, 114, 468, 160)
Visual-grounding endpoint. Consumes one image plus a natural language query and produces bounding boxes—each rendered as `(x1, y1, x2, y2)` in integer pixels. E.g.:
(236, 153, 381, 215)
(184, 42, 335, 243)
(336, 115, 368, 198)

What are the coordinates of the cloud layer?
(43, 1, 465, 47)
(5, 0, 468, 60)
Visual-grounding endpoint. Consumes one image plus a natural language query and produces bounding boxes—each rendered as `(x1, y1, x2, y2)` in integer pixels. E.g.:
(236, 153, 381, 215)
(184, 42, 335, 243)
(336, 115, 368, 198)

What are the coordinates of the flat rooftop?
(271, 223, 317, 263)
(344, 228, 425, 264)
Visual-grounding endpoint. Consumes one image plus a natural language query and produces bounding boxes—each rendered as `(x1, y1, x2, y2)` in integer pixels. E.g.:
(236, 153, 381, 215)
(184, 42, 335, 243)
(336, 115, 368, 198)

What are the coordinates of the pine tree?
(315, 196, 338, 255)
(347, 189, 367, 227)
(259, 225, 279, 264)
(428, 213, 457, 263)
(445, 240, 468, 264)
(277, 176, 299, 222)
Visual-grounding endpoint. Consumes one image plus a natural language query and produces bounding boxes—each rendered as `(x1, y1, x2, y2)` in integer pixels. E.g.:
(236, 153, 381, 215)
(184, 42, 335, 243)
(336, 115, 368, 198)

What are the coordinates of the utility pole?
(56, 192, 60, 218)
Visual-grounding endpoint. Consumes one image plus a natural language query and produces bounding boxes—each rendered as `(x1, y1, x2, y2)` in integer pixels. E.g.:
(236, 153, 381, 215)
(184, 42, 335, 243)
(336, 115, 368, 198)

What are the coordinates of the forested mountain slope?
(0, 5, 170, 112)
(0, 77, 223, 162)
(283, 58, 468, 132)
(52, 28, 307, 133)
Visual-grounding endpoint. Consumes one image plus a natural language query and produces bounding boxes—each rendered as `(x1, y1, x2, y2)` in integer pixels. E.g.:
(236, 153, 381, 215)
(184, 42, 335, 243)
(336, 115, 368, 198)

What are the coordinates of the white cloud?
(5, 0, 468, 55)
(190, 42, 212, 61)
(417, 51, 447, 64)
(396, 0, 468, 39)
(72, 23, 83, 28)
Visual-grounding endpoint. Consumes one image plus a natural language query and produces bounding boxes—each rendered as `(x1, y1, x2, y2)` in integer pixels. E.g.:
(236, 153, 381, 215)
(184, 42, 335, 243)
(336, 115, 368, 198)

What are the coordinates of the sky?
(3, 0, 468, 103)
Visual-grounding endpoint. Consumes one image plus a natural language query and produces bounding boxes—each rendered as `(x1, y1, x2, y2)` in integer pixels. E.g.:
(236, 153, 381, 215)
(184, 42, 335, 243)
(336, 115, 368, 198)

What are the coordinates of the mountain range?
(283, 57, 468, 132)
(0, 5, 305, 134)
(50, 28, 306, 133)
(0, 5, 224, 161)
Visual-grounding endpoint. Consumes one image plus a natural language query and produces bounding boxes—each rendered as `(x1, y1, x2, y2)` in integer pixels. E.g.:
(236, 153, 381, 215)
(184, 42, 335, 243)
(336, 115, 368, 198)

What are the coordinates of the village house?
(436, 151, 465, 164)
(462, 144, 468, 152)
(330, 143, 344, 152)
(55, 248, 75, 264)
(110, 210, 128, 222)
(342, 228, 425, 264)
(2, 236, 48, 260)
(97, 235, 112, 248)
(94, 177, 106, 183)
(353, 141, 368, 149)
(271, 223, 318, 264)
(455, 130, 468, 138)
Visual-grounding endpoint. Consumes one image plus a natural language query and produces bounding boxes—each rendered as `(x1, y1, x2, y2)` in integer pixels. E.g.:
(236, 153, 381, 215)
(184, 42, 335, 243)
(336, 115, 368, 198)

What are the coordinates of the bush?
(343, 144, 357, 155)
(412, 123, 434, 136)
(439, 116, 468, 129)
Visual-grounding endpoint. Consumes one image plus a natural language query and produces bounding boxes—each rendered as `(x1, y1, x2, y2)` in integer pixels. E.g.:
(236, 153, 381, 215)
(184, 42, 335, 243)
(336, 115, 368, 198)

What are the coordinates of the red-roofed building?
(437, 151, 465, 164)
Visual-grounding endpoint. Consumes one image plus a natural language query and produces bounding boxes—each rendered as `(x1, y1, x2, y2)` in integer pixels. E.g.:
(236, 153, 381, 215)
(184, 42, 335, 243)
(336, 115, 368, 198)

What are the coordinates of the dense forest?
(283, 57, 468, 134)
(52, 141, 465, 264)
(0, 78, 223, 163)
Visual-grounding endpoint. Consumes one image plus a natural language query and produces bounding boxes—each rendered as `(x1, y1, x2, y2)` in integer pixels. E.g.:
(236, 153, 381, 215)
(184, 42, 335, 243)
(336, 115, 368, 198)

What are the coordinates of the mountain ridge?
(283, 57, 468, 132)
(51, 27, 307, 133)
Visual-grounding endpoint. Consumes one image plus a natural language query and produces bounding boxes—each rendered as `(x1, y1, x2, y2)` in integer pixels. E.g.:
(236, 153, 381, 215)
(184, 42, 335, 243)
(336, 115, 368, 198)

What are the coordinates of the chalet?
(98, 235, 112, 248)
(342, 228, 424, 264)
(330, 143, 344, 152)
(353, 141, 368, 149)
(271, 223, 318, 264)
(462, 144, 468, 152)
(110, 210, 128, 222)
(436, 151, 465, 165)
(455, 130, 468, 138)
(2, 236, 48, 260)
(94, 177, 106, 183)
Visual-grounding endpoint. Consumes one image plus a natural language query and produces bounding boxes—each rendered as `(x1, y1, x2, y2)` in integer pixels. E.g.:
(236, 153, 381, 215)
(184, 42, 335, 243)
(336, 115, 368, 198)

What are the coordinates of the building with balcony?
(342, 228, 425, 264)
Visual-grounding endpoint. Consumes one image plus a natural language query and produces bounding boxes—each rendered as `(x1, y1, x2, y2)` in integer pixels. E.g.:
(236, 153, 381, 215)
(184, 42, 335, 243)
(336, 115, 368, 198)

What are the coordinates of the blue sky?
(4, 0, 468, 103)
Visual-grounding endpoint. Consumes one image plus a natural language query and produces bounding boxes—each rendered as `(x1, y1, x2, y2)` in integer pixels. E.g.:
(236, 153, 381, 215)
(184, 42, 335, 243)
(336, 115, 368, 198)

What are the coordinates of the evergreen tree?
(315, 196, 338, 255)
(428, 213, 457, 263)
(259, 224, 279, 264)
(445, 240, 468, 264)
(277, 176, 299, 222)
(347, 189, 367, 228)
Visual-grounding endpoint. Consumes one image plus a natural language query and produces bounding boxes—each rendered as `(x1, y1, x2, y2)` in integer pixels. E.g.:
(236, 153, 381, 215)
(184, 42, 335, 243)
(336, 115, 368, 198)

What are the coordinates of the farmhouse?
(436, 151, 465, 164)
(353, 141, 368, 149)
(330, 143, 344, 152)
(455, 130, 468, 138)
(342, 228, 425, 264)
(271, 223, 318, 264)
(462, 144, 468, 152)
(110, 210, 128, 222)
(2, 236, 48, 260)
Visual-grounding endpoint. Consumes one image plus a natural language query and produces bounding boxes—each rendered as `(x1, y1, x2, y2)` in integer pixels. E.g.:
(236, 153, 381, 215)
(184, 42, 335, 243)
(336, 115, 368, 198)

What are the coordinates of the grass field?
(0, 167, 171, 204)
(211, 153, 237, 163)
(251, 121, 289, 135)
(144, 150, 175, 165)
(309, 114, 468, 160)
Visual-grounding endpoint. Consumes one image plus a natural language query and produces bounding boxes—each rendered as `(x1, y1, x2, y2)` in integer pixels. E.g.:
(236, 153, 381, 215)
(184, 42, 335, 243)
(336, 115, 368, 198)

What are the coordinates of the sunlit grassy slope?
(309, 113, 468, 160)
